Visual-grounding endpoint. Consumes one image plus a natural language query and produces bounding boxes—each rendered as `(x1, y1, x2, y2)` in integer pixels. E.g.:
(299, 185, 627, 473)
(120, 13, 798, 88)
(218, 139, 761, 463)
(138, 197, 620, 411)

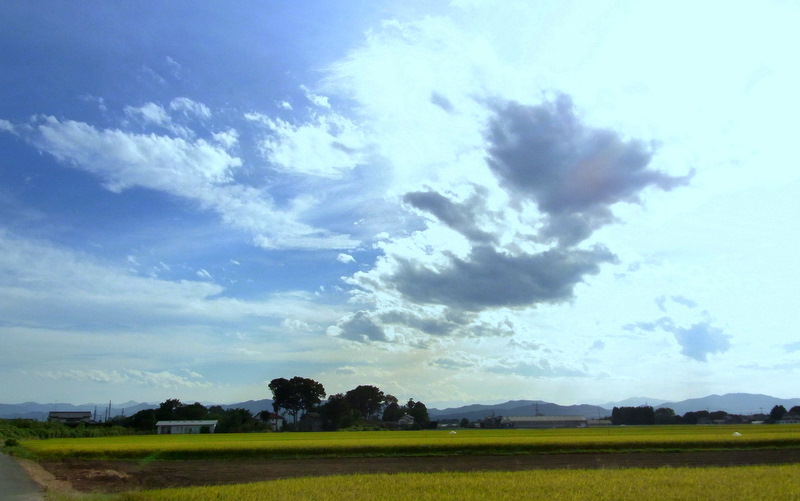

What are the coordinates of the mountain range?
(2, 393, 799, 422)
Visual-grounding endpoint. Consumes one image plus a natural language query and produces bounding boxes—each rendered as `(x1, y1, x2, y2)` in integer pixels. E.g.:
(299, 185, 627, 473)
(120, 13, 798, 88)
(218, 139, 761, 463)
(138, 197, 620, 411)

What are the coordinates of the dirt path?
(36, 448, 800, 494)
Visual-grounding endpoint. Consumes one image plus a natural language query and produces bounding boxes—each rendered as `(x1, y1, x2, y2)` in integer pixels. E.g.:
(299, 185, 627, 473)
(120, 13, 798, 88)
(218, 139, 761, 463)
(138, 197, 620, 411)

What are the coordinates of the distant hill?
(656, 393, 800, 415)
(2, 393, 798, 422)
(0, 401, 156, 421)
(218, 399, 274, 415)
(600, 397, 669, 408)
(428, 400, 611, 421)
(430, 393, 800, 421)
(0, 399, 275, 421)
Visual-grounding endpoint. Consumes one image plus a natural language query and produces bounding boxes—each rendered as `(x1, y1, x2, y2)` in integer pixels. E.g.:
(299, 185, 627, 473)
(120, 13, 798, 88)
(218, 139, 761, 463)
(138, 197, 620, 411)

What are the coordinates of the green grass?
(98, 464, 800, 500)
(21, 425, 800, 460)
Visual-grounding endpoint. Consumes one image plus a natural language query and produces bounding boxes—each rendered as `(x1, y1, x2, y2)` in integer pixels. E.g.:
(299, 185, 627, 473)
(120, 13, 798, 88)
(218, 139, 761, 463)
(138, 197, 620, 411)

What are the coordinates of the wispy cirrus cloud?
(0, 229, 346, 332)
(38, 369, 213, 389)
(3, 109, 358, 250)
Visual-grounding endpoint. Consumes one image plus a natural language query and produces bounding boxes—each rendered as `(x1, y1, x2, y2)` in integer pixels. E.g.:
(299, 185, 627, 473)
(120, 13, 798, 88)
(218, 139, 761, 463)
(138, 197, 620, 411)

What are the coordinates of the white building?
(156, 420, 218, 434)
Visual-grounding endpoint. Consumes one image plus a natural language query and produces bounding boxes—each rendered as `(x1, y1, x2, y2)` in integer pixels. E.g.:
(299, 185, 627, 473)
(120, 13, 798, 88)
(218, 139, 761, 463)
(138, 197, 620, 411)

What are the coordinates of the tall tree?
(769, 405, 787, 422)
(406, 398, 430, 428)
(382, 394, 404, 422)
(155, 398, 183, 421)
(268, 376, 326, 426)
(345, 385, 385, 421)
(611, 406, 655, 425)
(176, 402, 208, 420)
(654, 407, 676, 425)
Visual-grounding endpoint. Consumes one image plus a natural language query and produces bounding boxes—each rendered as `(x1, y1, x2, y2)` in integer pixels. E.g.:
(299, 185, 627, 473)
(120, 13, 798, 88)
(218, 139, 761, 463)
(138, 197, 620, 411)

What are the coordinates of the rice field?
(22, 424, 800, 460)
(104, 464, 800, 501)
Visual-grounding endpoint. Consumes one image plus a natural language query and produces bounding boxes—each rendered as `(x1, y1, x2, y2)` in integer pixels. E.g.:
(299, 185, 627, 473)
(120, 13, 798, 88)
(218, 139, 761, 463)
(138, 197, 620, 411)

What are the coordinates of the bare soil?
(33, 449, 800, 494)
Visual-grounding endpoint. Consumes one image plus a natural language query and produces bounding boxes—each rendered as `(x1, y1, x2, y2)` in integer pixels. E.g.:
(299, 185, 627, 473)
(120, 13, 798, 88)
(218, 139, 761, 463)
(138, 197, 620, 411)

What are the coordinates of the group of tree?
(111, 399, 270, 433)
(610, 405, 655, 425)
(610, 405, 800, 426)
(269, 377, 433, 431)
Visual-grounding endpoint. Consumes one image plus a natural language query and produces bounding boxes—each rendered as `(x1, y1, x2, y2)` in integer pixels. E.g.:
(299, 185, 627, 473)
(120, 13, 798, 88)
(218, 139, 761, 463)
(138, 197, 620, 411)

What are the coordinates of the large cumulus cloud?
(336, 93, 691, 343)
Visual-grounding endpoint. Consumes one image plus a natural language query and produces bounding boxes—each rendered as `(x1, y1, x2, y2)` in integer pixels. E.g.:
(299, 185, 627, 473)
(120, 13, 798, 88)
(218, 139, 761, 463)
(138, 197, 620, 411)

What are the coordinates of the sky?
(1, 1, 799, 408)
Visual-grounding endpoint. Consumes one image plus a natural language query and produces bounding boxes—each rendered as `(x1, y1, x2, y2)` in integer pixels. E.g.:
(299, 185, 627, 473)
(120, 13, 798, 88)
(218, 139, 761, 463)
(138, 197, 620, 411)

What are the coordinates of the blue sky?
(1, 0, 799, 407)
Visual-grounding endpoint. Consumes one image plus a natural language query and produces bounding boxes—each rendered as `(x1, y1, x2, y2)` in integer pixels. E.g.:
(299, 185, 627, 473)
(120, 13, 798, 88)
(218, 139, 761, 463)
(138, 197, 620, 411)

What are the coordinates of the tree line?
(610, 404, 800, 425)
(110, 376, 435, 433)
(268, 376, 433, 431)
(111, 398, 271, 433)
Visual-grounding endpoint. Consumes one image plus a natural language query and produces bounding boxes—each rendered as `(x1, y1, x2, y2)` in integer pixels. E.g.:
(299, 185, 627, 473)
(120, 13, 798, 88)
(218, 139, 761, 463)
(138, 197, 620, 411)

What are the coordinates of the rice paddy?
(105, 464, 800, 501)
(22, 424, 800, 460)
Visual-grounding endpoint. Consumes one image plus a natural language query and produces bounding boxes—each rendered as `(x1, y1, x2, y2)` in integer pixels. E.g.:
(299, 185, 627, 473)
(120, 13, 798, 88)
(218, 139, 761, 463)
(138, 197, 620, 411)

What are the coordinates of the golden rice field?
(23, 425, 800, 460)
(104, 464, 800, 501)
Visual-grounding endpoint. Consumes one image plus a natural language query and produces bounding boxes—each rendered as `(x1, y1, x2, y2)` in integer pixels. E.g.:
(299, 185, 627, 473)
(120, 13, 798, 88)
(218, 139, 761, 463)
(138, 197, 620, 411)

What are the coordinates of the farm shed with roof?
(48, 411, 92, 424)
(501, 415, 588, 429)
(156, 420, 218, 434)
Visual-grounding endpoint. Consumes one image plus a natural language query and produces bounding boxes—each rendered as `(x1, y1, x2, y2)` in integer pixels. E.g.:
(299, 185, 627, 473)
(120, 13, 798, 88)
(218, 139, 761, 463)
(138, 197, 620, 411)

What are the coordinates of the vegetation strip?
(15, 425, 800, 461)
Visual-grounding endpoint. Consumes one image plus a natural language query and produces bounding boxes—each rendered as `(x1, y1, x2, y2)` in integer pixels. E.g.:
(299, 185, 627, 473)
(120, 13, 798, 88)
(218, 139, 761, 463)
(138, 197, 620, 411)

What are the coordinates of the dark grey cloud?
(430, 92, 454, 113)
(403, 189, 495, 243)
(335, 311, 387, 343)
(379, 309, 466, 337)
(486, 94, 692, 244)
(392, 244, 616, 312)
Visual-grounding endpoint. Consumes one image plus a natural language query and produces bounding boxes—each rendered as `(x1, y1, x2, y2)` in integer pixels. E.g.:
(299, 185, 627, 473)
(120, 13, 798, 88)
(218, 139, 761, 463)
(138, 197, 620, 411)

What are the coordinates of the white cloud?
(9, 113, 357, 250)
(212, 129, 239, 149)
(140, 65, 166, 85)
(125, 102, 171, 127)
(170, 97, 212, 119)
(300, 84, 331, 109)
(247, 110, 368, 178)
(0, 229, 348, 332)
(36, 115, 236, 188)
(337, 253, 355, 264)
(0, 119, 16, 134)
(165, 56, 182, 79)
(38, 369, 213, 389)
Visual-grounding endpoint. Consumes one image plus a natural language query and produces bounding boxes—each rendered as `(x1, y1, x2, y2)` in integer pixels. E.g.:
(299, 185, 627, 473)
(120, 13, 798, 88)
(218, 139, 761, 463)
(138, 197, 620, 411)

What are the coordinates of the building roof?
(502, 415, 587, 422)
(155, 420, 218, 426)
(48, 411, 92, 418)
